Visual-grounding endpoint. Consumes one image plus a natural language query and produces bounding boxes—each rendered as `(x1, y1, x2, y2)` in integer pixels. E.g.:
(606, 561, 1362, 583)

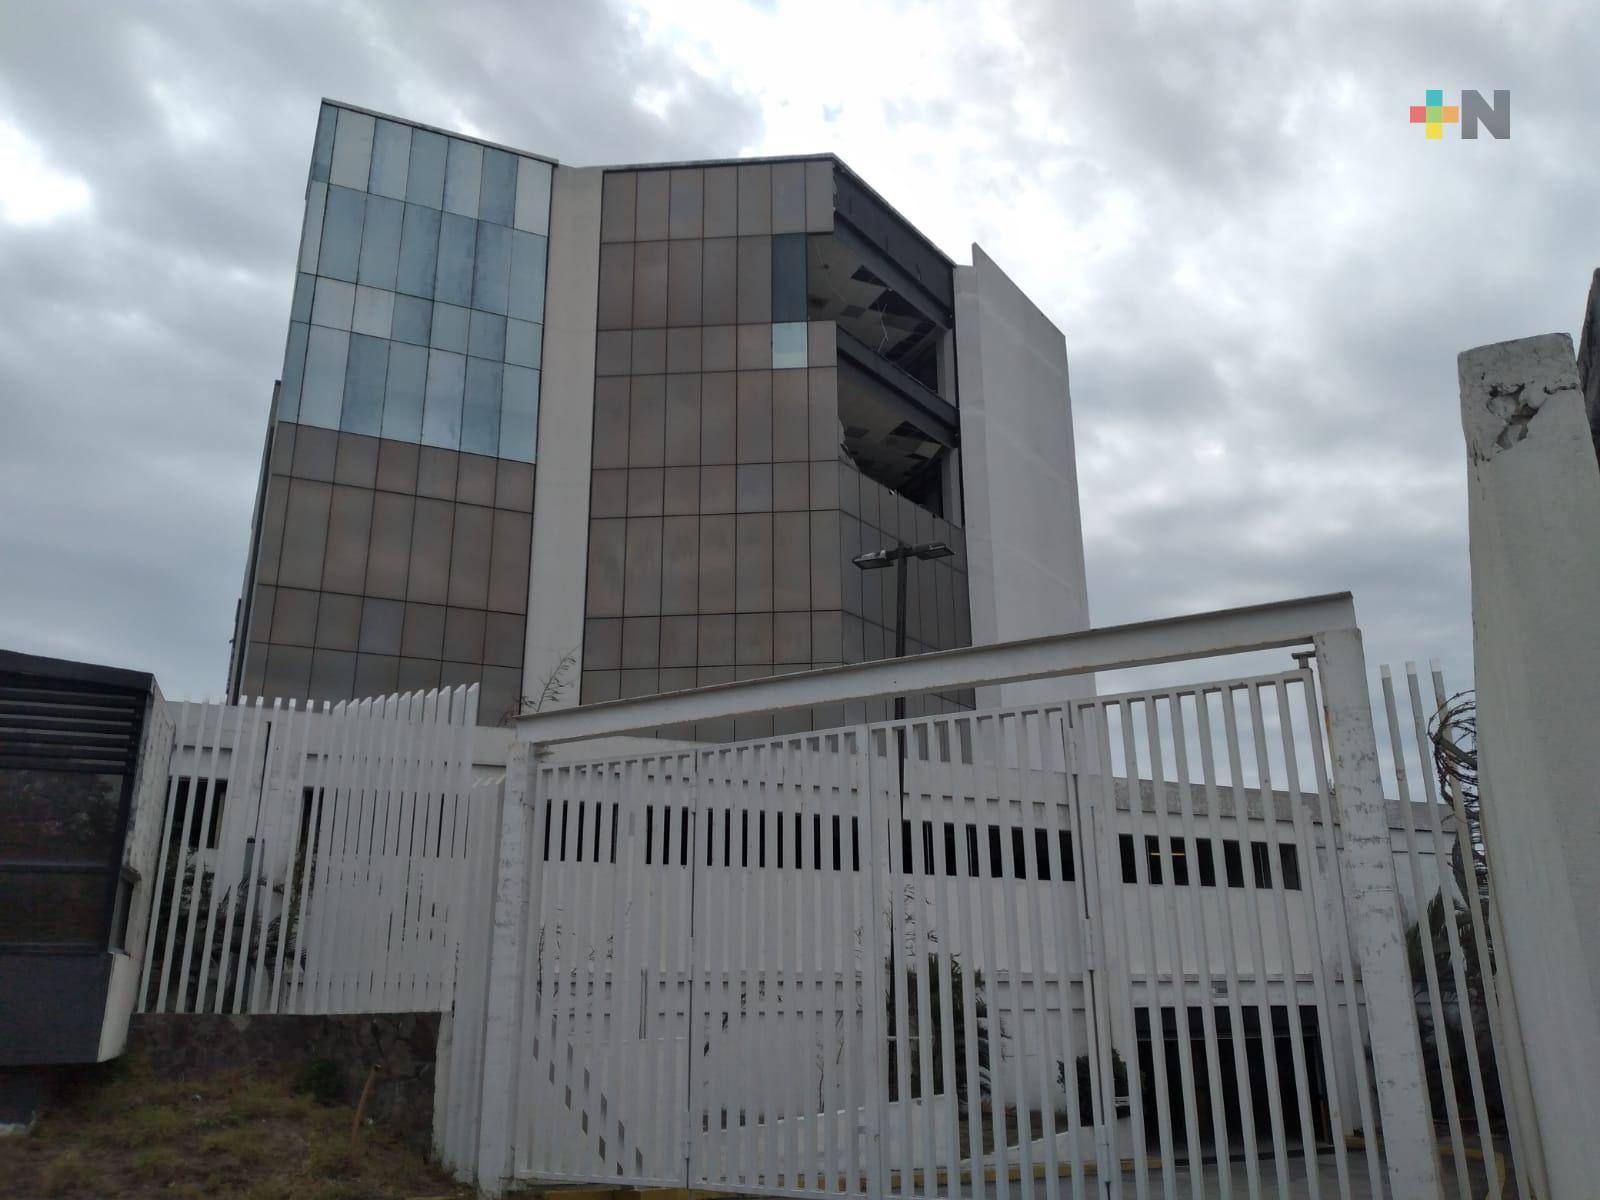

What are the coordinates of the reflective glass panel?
(480, 147, 517, 226)
(392, 293, 431, 345)
(342, 333, 389, 436)
(462, 357, 503, 456)
(310, 104, 337, 183)
(469, 310, 507, 361)
(771, 232, 807, 322)
(430, 302, 469, 352)
(406, 128, 448, 208)
(330, 107, 374, 190)
(505, 319, 542, 369)
(443, 138, 483, 217)
(368, 118, 411, 199)
(290, 272, 315, 323)
(300, 326, 350, 428)
(501, 364, 540, 462)
(508, 230, 547, 323)
(352, 285, 394, 338)
(473, 221, 512, 315)
(435, 212, 476, 306)
(319, 185, 366, 282)
(396, 203, 441, 298)
(279, 321, 310, 421)
(515, 157, 552, 234)
(421, 349, 466, 448)
(382, 342, 427, 441)
(358, 193, 403, 290)
(311, 277, 356, 329)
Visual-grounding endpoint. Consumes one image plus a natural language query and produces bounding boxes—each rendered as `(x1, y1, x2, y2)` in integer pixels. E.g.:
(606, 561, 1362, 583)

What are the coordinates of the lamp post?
(851, 539, 954, 721)
(852, 538, 954, 828)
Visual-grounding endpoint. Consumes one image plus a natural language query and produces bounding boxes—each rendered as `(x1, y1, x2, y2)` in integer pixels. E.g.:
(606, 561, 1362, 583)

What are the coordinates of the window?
(772, 322, 807, 369)
(1121, 833, 1300, 890)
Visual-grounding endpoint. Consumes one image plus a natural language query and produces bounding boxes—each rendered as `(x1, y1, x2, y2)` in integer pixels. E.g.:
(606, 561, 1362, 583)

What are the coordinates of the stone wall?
(127, 1013, 439, 1146)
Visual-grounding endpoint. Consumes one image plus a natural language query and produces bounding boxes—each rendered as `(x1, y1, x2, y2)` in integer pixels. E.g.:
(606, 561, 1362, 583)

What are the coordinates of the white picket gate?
(136, 685, 494, 1016)
(457, 595, 1534, 1199)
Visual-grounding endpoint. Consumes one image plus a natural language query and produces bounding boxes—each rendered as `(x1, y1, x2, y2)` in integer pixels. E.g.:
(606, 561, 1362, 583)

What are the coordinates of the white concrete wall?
(1459, 332, 1600, 1196)
(521, 166, 602, 710)
(952, 245, 1091, 706)
(100, 684, 175, 1060)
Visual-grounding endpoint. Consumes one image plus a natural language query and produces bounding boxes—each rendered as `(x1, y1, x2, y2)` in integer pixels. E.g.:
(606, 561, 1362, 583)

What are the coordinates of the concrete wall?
(521, 166, 602, 710)
(953, 246, 1090, 706)
(127, 1012, 441, 1145)
(1459, 331, 1600, 1196)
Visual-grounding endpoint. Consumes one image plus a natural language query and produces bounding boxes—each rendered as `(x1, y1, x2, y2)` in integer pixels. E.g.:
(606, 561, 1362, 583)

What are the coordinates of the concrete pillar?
(473, 746, 533, 1195)
(1459, 332, 1600, 1196)
(1314, 626, 1443, 1199)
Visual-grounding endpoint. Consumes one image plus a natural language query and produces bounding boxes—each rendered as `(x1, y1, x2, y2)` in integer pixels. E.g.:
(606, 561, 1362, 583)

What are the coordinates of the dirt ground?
(0, 1054, 471, 1199)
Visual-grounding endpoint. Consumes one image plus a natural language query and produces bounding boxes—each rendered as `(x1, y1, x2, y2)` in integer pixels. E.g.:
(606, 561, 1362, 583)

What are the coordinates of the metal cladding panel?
(0, 952, 112, 1064)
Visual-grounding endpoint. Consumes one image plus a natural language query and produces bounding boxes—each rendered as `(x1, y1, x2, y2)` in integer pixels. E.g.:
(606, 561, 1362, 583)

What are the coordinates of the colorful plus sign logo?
(1410, 89, 1460, 139)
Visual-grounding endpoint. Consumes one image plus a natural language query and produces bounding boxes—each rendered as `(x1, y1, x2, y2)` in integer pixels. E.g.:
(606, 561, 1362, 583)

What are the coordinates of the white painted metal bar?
(907, 724, 940, 1200)
(1400, 666, 1500, 1199)
(201, 695, 266, 1013)
(1085, 702, 1145, 1199)
(518, 595, 1360, 746)
(240, 698, 290, 1012)
(1245, 682, 1321, 1200)
(305, 695, 360, 1014)
(1165, 691, 1233, 1200)
(1219, 685, 1291, 1195)
(1270, 677, 1355, 1200)
(1380, 668, 1470, 1199)
(946, 717, 995, 1194)
(378, 691, 419, 1013)
(1140, 695, 1205, 1200)
(979, 710, 1025, 1200)
(1014, 709, 1063, 1200)
(144, 697, 196, 1013)
(1314, 627, 1443, 1198)
(290, 698, 342, 1014)
(857, 724, 893, 1200)
(1040, 708, 1090, 1200)
(1190, 689, 1262, 1199)
(266, 698, 316, 1012)
(1119, 697, 1178, 1199)
(1295, 678, 1384, 1200)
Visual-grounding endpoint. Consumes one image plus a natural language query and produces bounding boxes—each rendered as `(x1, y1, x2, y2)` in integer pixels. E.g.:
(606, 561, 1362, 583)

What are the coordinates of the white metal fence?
(136, 685, 492, 1016)
(454, 594, 1510, 1199)
(1376, 662, 1526, 1200)
(504, 671, 1433, 1199)
(126, 597, 1533, 1199)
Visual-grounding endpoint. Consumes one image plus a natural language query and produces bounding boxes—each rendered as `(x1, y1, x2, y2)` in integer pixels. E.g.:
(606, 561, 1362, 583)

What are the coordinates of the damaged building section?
(1457, 333, 1585, 464)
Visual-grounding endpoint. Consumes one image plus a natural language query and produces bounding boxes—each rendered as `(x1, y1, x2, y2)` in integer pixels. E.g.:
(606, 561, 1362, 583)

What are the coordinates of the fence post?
(1314, 624, 1443, 1198)
(474, 744, 533, 1196)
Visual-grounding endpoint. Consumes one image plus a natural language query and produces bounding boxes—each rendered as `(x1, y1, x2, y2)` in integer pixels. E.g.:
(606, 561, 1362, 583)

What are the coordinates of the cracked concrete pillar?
(1459, 333, 1600, 1197)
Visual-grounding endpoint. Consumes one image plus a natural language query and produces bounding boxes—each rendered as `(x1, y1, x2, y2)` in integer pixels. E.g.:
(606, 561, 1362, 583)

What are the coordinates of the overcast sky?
(1, 0, 1594, 716)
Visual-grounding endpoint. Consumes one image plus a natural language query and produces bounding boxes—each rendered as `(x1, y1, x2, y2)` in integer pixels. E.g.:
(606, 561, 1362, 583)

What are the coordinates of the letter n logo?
(1461, 90, 1511, 139)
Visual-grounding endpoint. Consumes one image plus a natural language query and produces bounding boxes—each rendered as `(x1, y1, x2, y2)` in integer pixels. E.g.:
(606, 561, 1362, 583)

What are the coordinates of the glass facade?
(235, 107, 971, 733)
(280, 104, 551, 463)
(581, 162, 971, 738)
(233, 105, 553, 724)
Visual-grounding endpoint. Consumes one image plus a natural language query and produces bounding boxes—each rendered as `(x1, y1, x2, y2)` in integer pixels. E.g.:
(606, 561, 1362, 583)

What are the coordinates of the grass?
(0, 1053, 470, 1199)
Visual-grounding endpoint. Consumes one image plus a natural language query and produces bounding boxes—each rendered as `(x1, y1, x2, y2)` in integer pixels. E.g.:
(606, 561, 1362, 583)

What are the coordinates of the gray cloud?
(0, 0, 763, 697)
(1, 0, 1593, 720)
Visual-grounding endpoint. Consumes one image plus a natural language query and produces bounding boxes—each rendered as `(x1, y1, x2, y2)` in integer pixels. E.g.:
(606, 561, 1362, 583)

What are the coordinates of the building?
(227, 101, 1090, 730)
